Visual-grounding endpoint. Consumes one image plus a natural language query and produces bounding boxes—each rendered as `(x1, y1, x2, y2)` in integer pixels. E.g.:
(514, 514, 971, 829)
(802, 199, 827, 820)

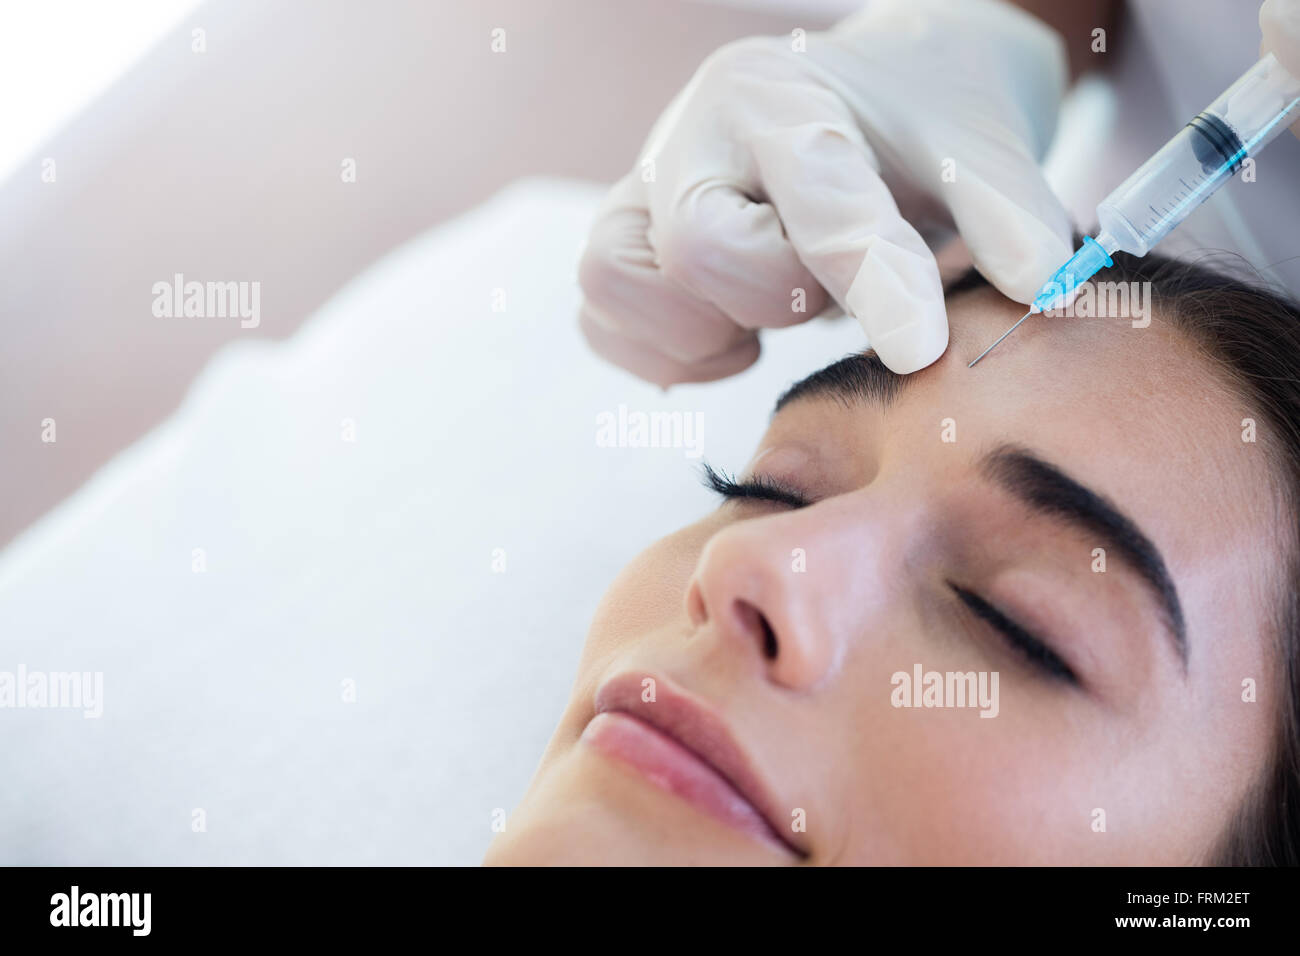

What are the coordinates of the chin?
(484, 747, 792, 866)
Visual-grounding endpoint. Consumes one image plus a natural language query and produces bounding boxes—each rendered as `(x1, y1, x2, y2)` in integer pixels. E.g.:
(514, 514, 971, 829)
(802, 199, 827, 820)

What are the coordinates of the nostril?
(734, 599, 778, 660)
(759, 615, 777, 659)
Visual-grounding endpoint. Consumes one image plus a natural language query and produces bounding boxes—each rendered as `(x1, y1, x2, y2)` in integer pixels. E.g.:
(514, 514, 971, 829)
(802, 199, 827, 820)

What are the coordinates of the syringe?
(969, 51, 1300, 368)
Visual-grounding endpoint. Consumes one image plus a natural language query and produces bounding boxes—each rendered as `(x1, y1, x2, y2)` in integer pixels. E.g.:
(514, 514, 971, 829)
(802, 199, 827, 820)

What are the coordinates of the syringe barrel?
(1095, 53, 1300, 257)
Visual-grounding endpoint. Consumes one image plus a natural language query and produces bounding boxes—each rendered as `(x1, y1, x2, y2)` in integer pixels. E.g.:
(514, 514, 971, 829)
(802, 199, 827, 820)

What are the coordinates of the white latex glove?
(578, 0, 1074, 382)
(1261, 0, 1300, 136)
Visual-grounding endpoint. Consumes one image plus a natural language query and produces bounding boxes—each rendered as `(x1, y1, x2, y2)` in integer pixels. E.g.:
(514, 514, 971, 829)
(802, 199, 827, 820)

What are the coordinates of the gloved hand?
(578, 0, 1075, 383)
(1261, 0, 1300, 136)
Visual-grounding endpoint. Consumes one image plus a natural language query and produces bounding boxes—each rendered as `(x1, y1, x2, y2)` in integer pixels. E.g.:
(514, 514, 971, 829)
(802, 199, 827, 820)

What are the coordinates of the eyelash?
(701, 463, 811, 509)
(702, 463, 1077, 687)
(948, 582, 1078, 685)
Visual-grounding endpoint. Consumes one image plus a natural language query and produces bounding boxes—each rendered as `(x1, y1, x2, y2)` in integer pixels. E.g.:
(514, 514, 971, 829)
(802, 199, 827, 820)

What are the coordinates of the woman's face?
(487, 286, 1284, 865)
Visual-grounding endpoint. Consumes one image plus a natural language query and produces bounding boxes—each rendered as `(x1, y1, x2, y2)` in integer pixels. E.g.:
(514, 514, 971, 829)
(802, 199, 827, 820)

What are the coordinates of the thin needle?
(968, 310, 1034, 368)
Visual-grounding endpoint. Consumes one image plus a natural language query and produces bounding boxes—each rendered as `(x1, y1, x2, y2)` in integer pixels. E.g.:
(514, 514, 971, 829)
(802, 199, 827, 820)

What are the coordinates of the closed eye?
(701, 463, 811, 509)
(948, 582, 1079, 685)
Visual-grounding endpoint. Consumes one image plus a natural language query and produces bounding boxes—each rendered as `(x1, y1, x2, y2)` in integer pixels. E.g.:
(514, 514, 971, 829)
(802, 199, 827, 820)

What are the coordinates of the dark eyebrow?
(980, 444, 1188, 671)
(774, 270, 993, 414)
(774, 351, 907, 414)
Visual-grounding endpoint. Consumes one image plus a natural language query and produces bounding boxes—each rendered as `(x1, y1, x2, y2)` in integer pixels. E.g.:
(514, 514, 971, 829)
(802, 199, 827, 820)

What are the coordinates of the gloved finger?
(580, 173, 757, 365)
(578, 307, 760, 387)
(1261, 0, 1300, 136)
(937, 132, 1075, 304)
(643, 41, 833, 329)
(648, 181, 831, 330)
(749, 117, 948, 374)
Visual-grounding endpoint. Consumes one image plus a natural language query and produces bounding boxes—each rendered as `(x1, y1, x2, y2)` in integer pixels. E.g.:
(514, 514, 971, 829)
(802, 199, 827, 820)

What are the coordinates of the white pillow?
(0, 176, 866, 864)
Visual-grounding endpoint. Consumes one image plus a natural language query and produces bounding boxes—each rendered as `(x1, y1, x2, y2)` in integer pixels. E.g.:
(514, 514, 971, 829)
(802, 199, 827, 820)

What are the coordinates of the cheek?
(832, 705, 1099, 864)
(578, 515, 720, 665)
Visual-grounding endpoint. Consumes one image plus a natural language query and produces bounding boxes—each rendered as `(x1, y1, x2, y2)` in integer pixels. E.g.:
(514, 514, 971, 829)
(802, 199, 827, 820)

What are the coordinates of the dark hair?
(956, 249, 1300, 865)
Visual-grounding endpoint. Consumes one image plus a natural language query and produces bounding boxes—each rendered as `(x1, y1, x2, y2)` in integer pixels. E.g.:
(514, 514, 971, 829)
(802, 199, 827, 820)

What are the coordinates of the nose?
(685, 501, 876, 691)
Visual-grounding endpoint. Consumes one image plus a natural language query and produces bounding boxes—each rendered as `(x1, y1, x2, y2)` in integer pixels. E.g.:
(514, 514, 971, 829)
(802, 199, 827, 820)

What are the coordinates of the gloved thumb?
(1262, 0, 1300, 77)
(1261, 0, 1300, 137)
(750, 120, 948, 374)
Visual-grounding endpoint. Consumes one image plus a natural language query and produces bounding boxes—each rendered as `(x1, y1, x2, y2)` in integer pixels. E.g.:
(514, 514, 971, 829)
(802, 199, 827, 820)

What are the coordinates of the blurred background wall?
(0, 0, 851, 549)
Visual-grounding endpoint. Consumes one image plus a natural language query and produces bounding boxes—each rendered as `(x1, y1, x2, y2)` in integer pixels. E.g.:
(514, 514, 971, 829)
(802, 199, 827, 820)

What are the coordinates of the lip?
(582, 673, 806, 859)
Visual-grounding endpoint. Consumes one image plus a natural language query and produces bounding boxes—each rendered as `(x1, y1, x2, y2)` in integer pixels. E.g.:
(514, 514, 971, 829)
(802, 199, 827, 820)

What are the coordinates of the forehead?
(934, 286, 1254, 499)
(942, 286, 1275, 581)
